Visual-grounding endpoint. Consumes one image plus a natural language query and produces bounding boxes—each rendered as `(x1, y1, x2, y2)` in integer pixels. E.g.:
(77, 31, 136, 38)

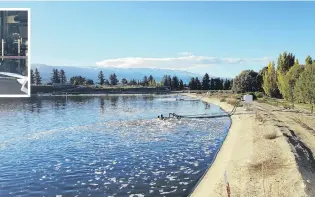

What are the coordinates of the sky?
(2, 1, 315, 77)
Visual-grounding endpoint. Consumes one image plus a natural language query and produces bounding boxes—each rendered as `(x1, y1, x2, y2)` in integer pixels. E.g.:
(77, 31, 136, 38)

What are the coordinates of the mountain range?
(31, 64, 204, 84)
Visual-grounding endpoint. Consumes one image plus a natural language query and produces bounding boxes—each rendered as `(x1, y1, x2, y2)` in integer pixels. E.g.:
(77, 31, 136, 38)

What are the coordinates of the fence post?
(224, 171, 231, 197)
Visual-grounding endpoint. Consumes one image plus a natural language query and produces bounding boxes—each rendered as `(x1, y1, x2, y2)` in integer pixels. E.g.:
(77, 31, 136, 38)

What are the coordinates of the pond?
(0, 95, 231, 197)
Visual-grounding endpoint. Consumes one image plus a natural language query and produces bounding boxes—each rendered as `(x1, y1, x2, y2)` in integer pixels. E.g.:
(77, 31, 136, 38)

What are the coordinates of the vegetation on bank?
(232, 52, 315, 112)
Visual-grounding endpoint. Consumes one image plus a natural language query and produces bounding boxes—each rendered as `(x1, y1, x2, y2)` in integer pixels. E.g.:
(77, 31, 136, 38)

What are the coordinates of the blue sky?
(2, 1, 315, 77)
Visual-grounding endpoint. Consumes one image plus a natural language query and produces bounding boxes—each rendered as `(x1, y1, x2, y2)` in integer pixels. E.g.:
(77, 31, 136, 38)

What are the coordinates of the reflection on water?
(0, 95, 231, 197)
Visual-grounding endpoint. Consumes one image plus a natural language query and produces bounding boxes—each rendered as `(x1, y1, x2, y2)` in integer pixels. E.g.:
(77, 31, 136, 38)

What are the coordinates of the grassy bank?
(201, 90, 314, 114)
(256, 97, 314, 113)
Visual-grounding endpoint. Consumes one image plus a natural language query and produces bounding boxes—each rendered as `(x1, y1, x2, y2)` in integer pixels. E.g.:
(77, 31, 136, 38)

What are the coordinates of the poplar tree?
(277, 52, 295, 97)
(305, 55, 313, 65)
(282, 59, 303, 101)
(263, 61, 278, 97)
(294, 63, 315, 106)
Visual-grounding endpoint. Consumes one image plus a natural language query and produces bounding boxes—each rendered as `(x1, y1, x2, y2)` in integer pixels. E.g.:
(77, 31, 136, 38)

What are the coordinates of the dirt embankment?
(187, 93, 314, 197)
(255, 102, 315, 196)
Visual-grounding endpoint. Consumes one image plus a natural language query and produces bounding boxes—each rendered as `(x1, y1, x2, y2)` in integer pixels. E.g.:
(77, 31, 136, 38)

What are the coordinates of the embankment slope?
(187, 93, 307, 197)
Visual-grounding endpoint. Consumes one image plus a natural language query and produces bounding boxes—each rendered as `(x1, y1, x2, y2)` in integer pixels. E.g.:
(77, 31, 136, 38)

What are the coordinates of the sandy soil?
(186, 93, 314, 197)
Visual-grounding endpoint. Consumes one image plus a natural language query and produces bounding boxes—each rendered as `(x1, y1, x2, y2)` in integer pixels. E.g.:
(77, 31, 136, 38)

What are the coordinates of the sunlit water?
(0, 95, 231, 197)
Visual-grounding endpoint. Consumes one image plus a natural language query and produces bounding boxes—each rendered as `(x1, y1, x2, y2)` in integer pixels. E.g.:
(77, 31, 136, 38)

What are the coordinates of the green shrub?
(236, 95, 243, 100)
(220, 97, 227, 102)
(255, 92, 264, 99)
(256, 97, 267, 103)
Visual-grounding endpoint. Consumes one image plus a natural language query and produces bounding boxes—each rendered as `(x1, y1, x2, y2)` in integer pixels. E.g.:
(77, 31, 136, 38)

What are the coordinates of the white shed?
(243, 94, 253, 103)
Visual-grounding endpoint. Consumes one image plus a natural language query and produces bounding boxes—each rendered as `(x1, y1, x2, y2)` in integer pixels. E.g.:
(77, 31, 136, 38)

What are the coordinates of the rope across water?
(164, 99, 241, 119)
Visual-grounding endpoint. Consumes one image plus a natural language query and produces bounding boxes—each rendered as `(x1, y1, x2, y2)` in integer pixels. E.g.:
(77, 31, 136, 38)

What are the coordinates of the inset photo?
(0, 9, 29, 97)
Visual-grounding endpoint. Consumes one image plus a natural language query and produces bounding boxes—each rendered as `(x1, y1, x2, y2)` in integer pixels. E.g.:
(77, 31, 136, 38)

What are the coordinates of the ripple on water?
(0, 95, 231, 197)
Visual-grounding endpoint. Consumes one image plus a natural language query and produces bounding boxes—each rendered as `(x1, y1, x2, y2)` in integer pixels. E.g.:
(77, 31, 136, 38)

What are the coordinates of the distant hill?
(31, 64, 204, 84)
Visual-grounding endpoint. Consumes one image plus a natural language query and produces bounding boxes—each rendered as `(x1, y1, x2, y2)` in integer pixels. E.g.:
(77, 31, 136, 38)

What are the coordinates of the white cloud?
(95, 53, 272, 71)
(177, 52, 194, 56)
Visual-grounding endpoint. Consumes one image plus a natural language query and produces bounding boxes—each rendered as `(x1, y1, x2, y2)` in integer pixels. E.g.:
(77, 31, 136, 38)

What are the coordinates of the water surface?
(0, 95, 231, 197)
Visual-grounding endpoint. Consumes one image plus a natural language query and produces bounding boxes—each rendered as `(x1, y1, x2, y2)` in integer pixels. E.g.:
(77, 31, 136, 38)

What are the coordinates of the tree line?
(188, 73, 233, 90)
(30, 69, 189, 90)
(232, 51, 315, 110)
(30, 68, 234, 91)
